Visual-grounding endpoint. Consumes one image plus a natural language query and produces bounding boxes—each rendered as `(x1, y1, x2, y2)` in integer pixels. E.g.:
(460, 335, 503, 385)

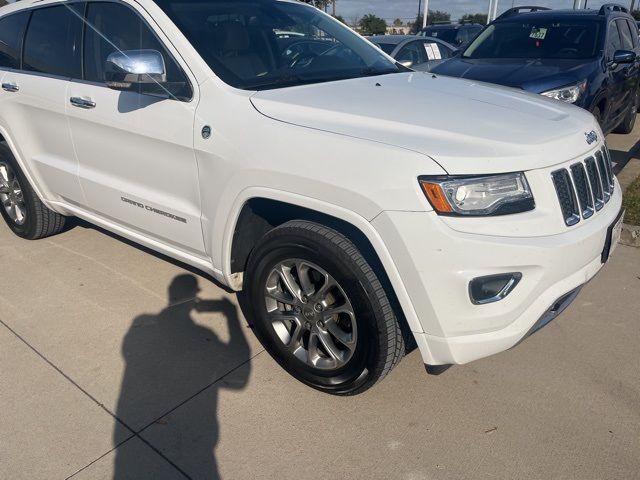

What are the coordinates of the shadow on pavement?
(113, 274, 251, 479)
(610, 137, 640, 175)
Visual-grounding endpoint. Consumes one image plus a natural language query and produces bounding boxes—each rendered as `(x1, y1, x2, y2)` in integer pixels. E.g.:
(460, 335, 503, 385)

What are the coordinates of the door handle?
(70, 96, 96, 109)
(2, 82, 19, 93)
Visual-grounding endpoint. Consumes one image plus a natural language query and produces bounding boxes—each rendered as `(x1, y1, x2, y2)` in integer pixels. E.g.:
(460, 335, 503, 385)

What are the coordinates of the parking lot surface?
(1, 133, 639, 479)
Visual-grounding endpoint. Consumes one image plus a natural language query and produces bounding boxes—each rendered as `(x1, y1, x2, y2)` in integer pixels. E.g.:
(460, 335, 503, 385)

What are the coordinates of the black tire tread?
(0, 141, 66, 239)
(260, 220, 405, 395)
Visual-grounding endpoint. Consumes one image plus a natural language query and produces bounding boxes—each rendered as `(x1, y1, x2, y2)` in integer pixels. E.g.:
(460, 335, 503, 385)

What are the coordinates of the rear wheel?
(245, 220, 405, 395)
(0, 142, 66, 239)
(613, 89, 638, 134)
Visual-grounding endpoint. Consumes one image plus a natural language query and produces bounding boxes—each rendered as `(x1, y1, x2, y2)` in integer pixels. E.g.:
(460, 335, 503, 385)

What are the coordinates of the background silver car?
(367, 35, 457, 72)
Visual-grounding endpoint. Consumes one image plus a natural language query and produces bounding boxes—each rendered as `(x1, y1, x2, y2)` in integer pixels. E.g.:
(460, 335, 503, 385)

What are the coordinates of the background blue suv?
(432, 4, 640, 135)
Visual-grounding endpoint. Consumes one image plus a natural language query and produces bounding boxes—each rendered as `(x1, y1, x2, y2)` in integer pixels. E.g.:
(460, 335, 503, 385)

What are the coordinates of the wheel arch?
(0, 125, 58, 213)
(221, 189, 426, 341)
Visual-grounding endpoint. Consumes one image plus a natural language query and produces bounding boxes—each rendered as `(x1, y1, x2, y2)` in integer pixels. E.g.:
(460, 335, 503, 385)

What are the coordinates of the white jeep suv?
(0, 0, 624, 394)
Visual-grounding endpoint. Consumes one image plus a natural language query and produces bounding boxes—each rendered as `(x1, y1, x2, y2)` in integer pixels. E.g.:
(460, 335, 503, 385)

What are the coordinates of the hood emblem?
(585, 130, 598, 145)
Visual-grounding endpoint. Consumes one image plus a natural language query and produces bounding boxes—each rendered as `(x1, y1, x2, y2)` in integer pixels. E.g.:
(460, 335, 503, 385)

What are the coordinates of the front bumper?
(371, 183, 623, 365)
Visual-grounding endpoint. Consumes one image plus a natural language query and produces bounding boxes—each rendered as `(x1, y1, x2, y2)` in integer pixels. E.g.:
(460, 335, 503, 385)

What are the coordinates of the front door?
(606, 19, 629, 128)
(67, 1, 205, 256)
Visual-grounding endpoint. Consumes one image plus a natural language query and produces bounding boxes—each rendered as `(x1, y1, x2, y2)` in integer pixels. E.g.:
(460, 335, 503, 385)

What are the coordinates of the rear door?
(606, 19, 627, 126)
(0, 5, 85, 205)
(67, 1, 205, 256)
(616, 19, 639, 108)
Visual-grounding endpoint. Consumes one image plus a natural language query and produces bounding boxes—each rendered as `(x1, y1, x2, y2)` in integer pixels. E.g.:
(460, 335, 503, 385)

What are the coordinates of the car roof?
(423, 23, 481, 29)
(494, 8, 628, 23)
(367, 35, 454, 48)
(367, 35, 421, 45)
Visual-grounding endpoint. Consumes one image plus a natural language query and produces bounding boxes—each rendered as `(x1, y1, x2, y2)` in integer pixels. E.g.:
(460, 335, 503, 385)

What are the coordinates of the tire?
(613, 89, 638, 135)
(0, 141, 66, 239)
(245, 220, 405, 395)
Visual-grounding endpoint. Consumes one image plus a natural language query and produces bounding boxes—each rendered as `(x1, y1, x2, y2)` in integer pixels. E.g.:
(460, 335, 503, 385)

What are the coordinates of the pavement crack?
(0, 317, 191, 479)
(136, 349, 265, 436)
(45, 240, 165, 301)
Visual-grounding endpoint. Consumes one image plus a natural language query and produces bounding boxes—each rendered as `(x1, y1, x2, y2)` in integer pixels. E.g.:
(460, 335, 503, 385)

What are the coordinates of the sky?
(333, 0, 636, 23)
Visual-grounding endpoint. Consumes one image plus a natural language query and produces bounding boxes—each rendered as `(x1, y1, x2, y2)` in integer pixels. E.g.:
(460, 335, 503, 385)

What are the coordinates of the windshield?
(421, 27, 458, 44)
(463, 19, 603, 60)
(371, 42, 396, 55)
(154, 0, 400, 90)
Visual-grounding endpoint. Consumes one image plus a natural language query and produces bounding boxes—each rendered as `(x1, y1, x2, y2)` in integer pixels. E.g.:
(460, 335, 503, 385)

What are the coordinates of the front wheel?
(245, 220, 405, 395)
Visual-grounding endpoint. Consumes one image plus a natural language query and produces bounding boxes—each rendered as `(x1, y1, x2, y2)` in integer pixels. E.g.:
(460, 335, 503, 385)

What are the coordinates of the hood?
(250, 72, 599, 175)
(432, 57, 596, 93)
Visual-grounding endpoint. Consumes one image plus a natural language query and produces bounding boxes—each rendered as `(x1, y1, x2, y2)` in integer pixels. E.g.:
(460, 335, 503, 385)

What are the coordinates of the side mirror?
(105, 49, 166, 92)
(612, 49, 636, 65)
(400, 60, 413, 68)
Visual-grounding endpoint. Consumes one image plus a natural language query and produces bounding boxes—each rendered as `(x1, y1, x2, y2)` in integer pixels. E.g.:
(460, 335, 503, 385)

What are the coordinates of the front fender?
(217, 186, 427, 338)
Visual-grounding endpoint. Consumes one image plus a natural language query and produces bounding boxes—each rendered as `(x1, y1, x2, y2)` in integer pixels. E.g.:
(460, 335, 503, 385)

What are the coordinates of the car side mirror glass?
(612, 49, 636, 65)
(105, 49, 167, 93)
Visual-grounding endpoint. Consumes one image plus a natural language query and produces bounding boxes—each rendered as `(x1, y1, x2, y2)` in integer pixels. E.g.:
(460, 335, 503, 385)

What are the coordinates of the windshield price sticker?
(529, 27, 547, 40)
(424, 43, 441, 60)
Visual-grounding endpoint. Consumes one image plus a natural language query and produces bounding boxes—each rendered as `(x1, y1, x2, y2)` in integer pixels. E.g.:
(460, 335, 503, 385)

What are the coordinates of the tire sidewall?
(0, 143, 36, 238)
(247, 230, 383, 394)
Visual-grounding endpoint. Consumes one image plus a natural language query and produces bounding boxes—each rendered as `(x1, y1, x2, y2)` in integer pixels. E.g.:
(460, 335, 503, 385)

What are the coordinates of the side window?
(0, 12, 30, 69)
(23, 4, 84, 78)
(456, 29, 467, 46)
(431, 41, 453, 59)
(397, 41, 427, 67)
(617, 19, 634, 50)
(84, 2, 191, 100)
(607, 20, 623, 59)
(625, 19, 638, 48)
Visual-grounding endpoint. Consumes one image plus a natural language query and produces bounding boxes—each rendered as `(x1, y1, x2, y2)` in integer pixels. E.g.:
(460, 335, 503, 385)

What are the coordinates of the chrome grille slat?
(552, 169, 580, 226)
(595, 150, 612, 202)
(570, 163, 594, 219)
(585, 157, 604, 211)
(602, 145, 615, 189)
(552, 144, 614, 227)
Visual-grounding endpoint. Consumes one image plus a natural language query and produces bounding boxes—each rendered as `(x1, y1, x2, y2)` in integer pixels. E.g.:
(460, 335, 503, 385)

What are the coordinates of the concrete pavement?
(1, 138, 640, 479)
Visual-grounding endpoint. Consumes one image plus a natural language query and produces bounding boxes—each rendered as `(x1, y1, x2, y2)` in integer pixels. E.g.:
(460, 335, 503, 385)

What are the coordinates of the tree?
(393, 18, 404, 27)
(299, 0, 334, 11)
(460, 13, 488, 24)
(632, 10, 640, 21)
(359, 14, 387, 35)
(428, 10, 451, 24)
(410, 14, 423, 34)
(333, 14, 346, 24)
(410, 9, 452, 33)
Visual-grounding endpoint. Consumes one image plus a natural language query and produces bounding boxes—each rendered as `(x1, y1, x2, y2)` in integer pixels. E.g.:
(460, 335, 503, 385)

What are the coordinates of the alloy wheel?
(264, 259, 357, 370)
(0, 162, 26, 225)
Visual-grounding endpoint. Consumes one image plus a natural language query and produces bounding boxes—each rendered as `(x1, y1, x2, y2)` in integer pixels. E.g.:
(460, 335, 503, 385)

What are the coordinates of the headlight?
(540, 80, 587, 104)
(419, 173, 535, 216)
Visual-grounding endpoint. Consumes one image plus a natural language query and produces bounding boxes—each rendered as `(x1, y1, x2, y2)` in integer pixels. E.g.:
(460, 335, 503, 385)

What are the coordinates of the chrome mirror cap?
(105, 49, 166, 90)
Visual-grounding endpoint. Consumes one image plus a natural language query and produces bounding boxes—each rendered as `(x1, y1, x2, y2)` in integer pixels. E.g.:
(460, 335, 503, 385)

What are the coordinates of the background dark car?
(367, 35, 456, 71)
(432, 5, 640, 135)
(418, 22, 484, 48)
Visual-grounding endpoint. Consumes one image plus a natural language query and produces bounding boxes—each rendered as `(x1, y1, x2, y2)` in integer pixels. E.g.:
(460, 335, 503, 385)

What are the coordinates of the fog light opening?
(469, 273, 522, 305)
